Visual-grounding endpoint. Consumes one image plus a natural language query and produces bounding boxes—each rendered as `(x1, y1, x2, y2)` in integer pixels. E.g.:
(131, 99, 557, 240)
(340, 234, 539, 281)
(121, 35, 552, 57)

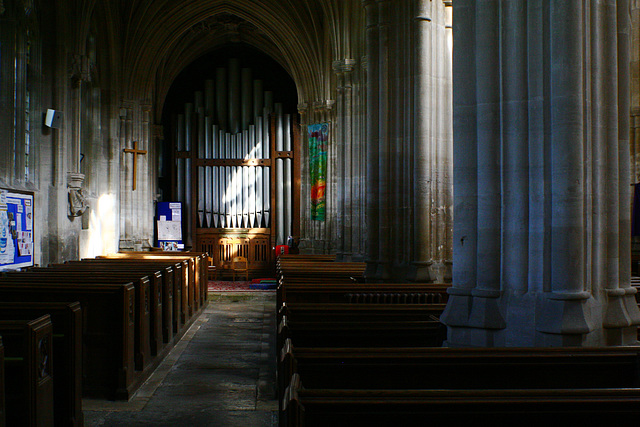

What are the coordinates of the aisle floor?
(83, 292, 278, 426)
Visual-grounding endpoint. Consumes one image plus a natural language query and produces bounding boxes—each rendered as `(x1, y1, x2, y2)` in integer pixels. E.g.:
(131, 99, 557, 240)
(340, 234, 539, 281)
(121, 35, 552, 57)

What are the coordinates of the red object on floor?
(251, 278, 276, 284)
(275, 245, 289, 256)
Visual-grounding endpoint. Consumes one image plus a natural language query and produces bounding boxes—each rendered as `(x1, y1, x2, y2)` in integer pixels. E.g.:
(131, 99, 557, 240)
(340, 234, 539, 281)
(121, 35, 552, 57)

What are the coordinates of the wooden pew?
(3, 270, 154, 372)
(55, 261, 175, 346)
(35, 264, 169, 356)
(77, 258, 185, 334)
(0, 336, 5, 427)
(277, 254, 337, 262)
(284, 377, 640, 425)
(0, 281, 135, 400)
(98, 252, 208, 317)
(277, 262, 366, 284)
(104, 251, 208, 308)
(97, 254, 196, 317)
(281, 346, 640, 425)
(0, 302, 82, 427)
(279, 302, 447, 323)
(0, 315, 54, 427)
(278, 282, 450, 307)
(278, 315, 445, 351)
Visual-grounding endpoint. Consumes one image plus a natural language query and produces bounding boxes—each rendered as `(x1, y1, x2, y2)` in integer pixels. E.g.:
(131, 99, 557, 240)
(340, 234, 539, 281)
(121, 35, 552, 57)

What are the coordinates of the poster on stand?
(0, 188, 34, 270)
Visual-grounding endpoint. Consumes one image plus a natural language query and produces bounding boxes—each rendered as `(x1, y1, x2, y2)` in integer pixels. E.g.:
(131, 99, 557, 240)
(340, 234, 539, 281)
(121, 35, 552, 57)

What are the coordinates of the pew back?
(0, 281, 135, 399)
(0, 302, 82, 427)
(0, 315, 54, 427)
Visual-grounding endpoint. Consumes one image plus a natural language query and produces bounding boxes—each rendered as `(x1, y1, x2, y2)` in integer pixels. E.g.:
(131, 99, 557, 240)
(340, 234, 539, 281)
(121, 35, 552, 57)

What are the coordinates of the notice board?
(156, 201, 183, 251)
(0, 188, 34, 271)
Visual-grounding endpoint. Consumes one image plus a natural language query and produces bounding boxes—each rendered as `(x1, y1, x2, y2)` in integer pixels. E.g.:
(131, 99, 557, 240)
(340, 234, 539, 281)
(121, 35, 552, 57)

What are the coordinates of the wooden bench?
(277, 254, 337, 262)
(0, 315, 54, 427)
(102, 251, 208, 305)
(57, 261, 176, 345)
(283, 376, 640, 425)
(278, 302, 447, 323)
(277, 262, 366, 285)
(278, 282, 450, 307)
(3, 270, 154, 372)
(0, 336, 4, 427)
(98, 252, 208, 317)
(75, 258, 186, 334)
(36, 264, 171, 355)
(0, 302, 82, 427)
(281, 346, 640, 425)
(91, 257, 192, 323)
(278, 315, 445, 352)
(0, 280, 135, 400)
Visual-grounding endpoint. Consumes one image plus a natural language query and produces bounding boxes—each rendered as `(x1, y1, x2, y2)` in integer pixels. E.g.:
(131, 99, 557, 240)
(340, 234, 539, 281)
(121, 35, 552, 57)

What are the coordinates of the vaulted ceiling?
(79, 0, 364, 120)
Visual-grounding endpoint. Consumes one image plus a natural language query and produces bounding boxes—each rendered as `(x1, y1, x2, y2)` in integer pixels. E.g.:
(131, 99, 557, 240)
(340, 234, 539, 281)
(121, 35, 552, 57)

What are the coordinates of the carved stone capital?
(69, 54, 92, 87)
(151, 124, 164, 139)
(67, 173, 88, 218)
(332, 59, 357, 74)
(312, 100, 335, 113)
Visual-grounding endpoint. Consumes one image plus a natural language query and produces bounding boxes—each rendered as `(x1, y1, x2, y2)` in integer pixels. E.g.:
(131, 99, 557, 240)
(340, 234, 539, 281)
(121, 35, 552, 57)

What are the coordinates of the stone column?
(363, 0, 381, 277)
(376, 0, 392, 280)
(119, 102, 134, 249)
(413, 0, 453, 282)
(333, 59, 357, 260)
(442, 0, 640, 347)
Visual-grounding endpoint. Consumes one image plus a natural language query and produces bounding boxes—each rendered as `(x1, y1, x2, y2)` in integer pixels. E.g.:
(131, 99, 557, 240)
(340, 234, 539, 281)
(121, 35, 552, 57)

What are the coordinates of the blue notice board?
(0, 188, 34, 271)
(156, 201, 183, 250)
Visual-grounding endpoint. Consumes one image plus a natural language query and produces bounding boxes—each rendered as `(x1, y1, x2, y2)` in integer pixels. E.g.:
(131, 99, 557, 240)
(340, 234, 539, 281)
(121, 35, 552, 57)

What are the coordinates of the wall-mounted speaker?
(45, 109, 62, 128)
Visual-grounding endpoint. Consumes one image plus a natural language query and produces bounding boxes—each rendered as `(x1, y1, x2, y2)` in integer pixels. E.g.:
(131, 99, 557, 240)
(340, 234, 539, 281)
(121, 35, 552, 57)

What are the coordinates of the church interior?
(3, 0, 640, 424)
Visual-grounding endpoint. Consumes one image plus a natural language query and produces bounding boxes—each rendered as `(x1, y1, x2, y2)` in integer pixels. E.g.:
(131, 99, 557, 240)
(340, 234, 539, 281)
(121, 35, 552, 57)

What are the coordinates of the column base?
(603, 289, 640, 345)
(444, 325, 502, 348)
(468, 294, 506, 330)
(440, 291, 473, 327)
(535, 293, 593, 339)
(413, 260, 453, 283)
(441, 290, 505, 347)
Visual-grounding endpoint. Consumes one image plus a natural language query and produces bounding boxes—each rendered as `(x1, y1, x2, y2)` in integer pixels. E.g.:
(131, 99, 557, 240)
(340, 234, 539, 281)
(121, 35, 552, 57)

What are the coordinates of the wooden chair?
(207, 256, 218, 280)
(231, 256, 249, 281)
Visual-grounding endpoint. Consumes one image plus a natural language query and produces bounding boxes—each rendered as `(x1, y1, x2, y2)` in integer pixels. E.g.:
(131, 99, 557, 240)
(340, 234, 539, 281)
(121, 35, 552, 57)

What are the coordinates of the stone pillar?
(413, 0, 453, 282)
(363, 0, 381, 277)
(333, 59, 357, 260)
(376, 0, 392, 280)
(118, 100, 154, 251)
(119, 102, 134, 249)
(442, 0, 640, 347)
(298, 102, 310, 250)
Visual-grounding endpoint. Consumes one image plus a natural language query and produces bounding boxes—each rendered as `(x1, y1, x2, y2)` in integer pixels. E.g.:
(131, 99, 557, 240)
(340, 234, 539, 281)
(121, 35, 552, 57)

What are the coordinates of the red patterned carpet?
(208, 280, 276, 292)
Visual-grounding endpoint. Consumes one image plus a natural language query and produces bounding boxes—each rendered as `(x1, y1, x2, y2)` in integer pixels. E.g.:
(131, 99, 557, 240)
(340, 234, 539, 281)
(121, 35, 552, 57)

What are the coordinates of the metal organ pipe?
(176, 59, 294, 243)
(254, 80, 264, 125)
(242, 68, 253, 131)
(275, 103, 285, 245)
(229, 58, 241, 134)
(216, 67, 228, 131)
(212, 125, 219, 228)
(284, 113, 293, 241)
(204, 117, 212, 228)
(205, 79, 215, 118)
(197, 104, 205, 228)
(184, 103, 193, 246)
(176, 114, 185, 204)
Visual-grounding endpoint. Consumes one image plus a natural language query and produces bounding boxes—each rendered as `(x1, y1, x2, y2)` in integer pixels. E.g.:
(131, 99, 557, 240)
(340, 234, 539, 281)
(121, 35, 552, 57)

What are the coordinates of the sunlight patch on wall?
(80, 194, 118, 258)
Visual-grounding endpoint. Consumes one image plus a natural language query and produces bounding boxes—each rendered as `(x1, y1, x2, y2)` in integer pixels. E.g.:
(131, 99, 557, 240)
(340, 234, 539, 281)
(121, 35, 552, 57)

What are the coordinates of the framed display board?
(0, 188, 34, 271)
(156, 201, 184, 251)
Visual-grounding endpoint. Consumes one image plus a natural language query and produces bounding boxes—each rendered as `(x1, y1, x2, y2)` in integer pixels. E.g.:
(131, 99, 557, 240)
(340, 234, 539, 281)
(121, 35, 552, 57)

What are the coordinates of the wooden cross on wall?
(123, 141, 147, 191)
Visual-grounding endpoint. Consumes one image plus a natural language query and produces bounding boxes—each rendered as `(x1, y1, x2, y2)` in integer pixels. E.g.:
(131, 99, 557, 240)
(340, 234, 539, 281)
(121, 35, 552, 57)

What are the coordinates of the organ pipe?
(175, 58, 294, 243)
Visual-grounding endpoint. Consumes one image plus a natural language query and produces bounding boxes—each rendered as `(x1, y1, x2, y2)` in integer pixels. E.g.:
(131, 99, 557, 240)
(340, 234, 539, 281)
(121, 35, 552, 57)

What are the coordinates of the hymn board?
(172, 58, 300, 275)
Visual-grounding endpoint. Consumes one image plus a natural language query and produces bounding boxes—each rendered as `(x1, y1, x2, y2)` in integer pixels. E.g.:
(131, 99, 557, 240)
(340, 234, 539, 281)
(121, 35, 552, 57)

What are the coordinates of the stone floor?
(83, 291, 278, 426)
